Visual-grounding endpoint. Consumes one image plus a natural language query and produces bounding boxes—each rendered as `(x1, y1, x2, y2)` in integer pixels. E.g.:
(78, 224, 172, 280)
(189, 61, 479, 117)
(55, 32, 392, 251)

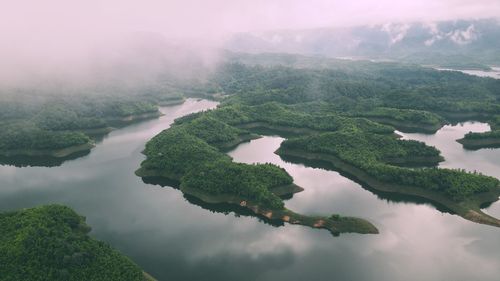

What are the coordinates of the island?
(0, 88, 185, 163)
(136, 114, 379, 235)
(0, 121, 95, 158)
(138, 56, 500, 232)
(348, 107, 447, 134)
(0, 205, 156, 281)
(457, 116, 500, 150)
(277, 132, 500, 227)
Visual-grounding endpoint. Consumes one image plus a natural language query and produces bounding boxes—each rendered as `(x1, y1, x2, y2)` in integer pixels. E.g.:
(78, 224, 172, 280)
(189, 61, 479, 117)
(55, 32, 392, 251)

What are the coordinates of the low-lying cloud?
(1, 0, 499, 87)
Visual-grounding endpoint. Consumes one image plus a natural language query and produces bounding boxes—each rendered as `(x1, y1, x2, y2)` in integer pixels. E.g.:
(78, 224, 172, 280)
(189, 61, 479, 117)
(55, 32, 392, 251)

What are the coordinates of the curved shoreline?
(0, 142, 95, 158)
(382, 155, 444, 167)
(180, 185, 378, 235)
(181, 184, 379, 236)
(361, 117, 444, 134)
(217, 133, 261, 151)
(78, 126, 114, 136)
(457, 137, 500, 150)
(158, 98, 186, 106)
(236, 122, 320, 135)
(236, 121, 396, 137)
(276, 148, 500, 228)
(106, 111, 163, 126)
(135, 168, 378, 235)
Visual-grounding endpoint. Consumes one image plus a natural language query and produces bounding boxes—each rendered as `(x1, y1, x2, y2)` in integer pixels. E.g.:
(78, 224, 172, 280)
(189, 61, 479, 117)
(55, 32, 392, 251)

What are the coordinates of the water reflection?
(436, 67, 500, 79)
(398, 122, 499, 179)
(398, 121, 500, 219)
(0, 101, 499, 281)
(0, 150, 91, 167)
(141, 177, 286, 228)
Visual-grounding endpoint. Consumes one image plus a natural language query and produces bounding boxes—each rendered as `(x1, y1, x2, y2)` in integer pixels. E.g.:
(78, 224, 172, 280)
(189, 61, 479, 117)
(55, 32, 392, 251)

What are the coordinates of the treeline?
(0, 122, 91, 151)
(213, 60, 500, 121)
(139, 53, 500, 228)
(0, 205, 145, 281)
(280, 131, 498, 201)
(140, 97, 448, 208)
(176, 102, 395, 135)
(348, 107, 446, 127)
(459, 116, 500, 148)
(0, 84, 185, 153)
(463, 130, 500, 140)
(138, 124, 290, 209)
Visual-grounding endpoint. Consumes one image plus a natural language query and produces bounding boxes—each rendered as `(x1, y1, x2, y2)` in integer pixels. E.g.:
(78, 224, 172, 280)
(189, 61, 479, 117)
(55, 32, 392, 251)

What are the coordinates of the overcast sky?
(2, 0, 500, 41)
(1, 0, 499, 84)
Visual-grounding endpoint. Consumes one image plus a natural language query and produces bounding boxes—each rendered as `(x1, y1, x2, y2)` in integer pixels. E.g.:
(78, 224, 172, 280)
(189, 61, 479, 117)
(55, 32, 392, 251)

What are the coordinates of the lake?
(0, 100, 499, 281)
(436, 67, 500, 79)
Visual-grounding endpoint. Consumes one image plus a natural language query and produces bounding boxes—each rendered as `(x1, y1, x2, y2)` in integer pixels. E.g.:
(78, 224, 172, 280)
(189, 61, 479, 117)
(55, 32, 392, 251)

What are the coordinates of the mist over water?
(2, 2, 500, 281)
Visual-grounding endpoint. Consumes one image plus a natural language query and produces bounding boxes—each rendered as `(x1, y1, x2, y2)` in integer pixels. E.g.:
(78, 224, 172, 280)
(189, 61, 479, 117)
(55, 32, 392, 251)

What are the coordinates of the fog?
(1, 0, 499, 88)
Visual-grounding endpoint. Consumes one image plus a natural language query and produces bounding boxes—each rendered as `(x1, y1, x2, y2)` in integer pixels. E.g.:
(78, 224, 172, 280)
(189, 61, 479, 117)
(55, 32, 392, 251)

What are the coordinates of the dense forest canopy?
(0, 205, 145, 281)
(212, 57, 500, 141)
(138, 53, 500, 231)
(2, 52, 499, 155)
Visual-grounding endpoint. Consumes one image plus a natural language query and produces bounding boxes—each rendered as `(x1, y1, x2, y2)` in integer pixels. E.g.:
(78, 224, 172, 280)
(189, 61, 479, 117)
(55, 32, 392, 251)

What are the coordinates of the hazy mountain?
(226, 18, 500, 68)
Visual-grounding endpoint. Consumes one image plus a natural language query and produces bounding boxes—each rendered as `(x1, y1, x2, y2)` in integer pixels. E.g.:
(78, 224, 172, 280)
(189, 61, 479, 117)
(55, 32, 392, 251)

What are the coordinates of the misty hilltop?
(226, 18, 500, 66)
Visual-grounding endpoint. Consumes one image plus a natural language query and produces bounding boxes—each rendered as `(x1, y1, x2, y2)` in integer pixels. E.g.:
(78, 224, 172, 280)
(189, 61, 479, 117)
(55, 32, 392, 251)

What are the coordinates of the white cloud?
(382, 23, 412, 44)
(0, 0, 498, 83)
(423, 23, 480, 46)
(447, 24, 479, 45)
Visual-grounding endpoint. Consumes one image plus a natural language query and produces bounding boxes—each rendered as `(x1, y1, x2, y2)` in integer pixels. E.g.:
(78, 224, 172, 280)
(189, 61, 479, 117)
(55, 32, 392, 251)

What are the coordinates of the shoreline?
(106, 111, 163, 126)
(158, 98, 186, 106)
(361, 117, 444, 134)
(0, 142, 95, 158)
(135, 168, 378, 235)
(276, 147, 500, 228)
(236, 122, 320, 135)
(217, 133, 262, 151)
(382, 155, 444, 167)
(457, 137, 500, 150)
(180, 185, 379, 235)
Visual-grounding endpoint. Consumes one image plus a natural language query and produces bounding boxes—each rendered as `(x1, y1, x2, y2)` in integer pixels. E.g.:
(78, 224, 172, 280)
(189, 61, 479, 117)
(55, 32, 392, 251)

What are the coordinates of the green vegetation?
(279, 131, 497, 201)
(33, 104, 107, 131)
(462, 130, 500, 140)
(5, 53, 500, 160)
(0, 122, 91, 151)
(458, 129, 500, 150)
(0, 85, 186, 159)
(137, 125, 288, 209)
(0, 205, 147, 281)
(348, 107, 446, 133)
(138, 100, 404, 210)
(457, 116, 500, 150)
(179, 115, 259, 150)
(139, 56, 500, 230)
(137, 102, 380, 234)
(182, 160, 290, 209)
(215, 59, 500, 120)
(177, 102, 395, 135)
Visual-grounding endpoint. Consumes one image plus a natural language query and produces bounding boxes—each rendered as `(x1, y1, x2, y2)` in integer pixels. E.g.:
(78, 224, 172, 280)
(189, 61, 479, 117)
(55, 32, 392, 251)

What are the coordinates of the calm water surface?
(0, 101, 499, 281)
(437, 67, 500, 79)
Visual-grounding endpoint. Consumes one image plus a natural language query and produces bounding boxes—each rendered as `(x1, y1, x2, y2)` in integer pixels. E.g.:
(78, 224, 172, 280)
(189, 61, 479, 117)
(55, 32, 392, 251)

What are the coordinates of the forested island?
(3, 52, 500, 240)
(135, 114, 379, 235)
(457, 116, 500, 149)
(0, 205, 155, 281)
(4, 53, 500, 162)
(0, 86, 189, 162)
(138, 55, 500, 231)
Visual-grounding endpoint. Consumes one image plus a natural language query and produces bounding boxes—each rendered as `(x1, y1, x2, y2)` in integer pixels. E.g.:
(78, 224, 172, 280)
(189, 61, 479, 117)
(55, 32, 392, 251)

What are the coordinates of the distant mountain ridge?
(226, 19, 500, 67)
